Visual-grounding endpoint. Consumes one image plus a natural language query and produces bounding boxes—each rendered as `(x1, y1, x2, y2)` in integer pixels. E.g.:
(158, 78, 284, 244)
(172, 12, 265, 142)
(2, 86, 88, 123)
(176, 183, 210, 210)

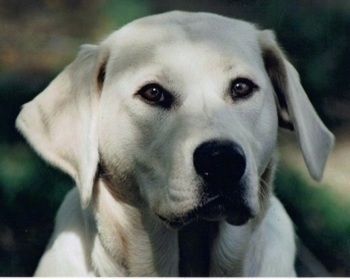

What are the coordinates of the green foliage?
(275, 163, 350, 274)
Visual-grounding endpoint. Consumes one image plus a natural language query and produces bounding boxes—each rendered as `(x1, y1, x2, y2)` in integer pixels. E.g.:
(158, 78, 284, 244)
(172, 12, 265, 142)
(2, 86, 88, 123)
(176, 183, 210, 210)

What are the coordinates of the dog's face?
(98, 13, 278, 228)
(16, 12, 334, 229)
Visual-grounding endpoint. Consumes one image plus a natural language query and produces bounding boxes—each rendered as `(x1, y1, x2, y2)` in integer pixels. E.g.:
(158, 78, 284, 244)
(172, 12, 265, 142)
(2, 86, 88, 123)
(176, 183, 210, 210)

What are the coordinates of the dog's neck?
(92, 178, 179, 276)
(92, 178, 252, 276)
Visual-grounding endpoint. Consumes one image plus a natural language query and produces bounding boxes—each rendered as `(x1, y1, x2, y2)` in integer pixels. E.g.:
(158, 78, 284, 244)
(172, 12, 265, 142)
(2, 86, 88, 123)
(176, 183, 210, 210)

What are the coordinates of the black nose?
(193, 140, 246, 188)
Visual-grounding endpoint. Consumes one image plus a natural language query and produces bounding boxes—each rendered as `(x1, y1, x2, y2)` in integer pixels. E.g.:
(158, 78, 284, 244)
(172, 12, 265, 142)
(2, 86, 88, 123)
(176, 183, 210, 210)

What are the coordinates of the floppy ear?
(259, 30, 334, 181)
(16, 45, 107, 207)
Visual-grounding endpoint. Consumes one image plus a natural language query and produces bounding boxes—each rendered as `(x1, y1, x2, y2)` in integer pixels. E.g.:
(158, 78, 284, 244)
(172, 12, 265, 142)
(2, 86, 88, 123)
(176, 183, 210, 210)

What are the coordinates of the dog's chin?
(157, 196, 253, 230)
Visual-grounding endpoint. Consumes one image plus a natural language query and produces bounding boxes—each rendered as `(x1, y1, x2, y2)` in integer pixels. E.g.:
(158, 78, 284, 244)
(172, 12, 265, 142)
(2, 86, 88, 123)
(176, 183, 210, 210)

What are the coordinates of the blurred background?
(1, 0, 349, 276)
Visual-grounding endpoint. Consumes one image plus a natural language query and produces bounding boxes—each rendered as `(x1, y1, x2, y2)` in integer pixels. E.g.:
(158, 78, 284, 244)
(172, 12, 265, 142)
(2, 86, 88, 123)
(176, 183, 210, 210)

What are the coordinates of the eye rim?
(231, 78, 258, 99)
(136, 83, 173, 109)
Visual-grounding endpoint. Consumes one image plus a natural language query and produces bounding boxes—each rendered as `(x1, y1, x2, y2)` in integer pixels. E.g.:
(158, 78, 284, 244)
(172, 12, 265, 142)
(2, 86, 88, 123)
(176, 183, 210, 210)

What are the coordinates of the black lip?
(157, 196, 253, 229)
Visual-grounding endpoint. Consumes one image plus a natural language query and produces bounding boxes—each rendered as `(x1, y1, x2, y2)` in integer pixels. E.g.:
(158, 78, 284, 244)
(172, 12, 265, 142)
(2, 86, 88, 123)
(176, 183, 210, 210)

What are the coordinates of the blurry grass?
(0, 143, 41, 203)
(275, 163, 350, 275)
(0, 143, 72, 276)
(0, 143, 72, 206)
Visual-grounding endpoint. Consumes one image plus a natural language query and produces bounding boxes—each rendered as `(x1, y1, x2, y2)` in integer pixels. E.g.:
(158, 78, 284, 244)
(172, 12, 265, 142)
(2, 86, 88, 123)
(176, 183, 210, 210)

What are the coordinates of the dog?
(16, 11, 334, 276)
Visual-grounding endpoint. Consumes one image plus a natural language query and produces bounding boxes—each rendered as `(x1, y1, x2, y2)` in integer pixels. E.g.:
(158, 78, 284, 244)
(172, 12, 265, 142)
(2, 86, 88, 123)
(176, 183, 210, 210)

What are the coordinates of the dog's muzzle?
(159, 140, 253, 229)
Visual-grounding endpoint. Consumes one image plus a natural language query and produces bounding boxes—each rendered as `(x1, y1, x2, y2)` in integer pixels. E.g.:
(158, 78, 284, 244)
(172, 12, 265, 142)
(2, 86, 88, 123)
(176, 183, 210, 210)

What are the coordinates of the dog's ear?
(259, 30, 334, 181)
(16, 45, 107, 207)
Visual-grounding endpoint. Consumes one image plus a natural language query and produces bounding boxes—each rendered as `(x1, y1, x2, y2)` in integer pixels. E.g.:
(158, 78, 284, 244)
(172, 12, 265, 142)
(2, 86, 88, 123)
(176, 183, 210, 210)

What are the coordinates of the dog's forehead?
(104, 12, 263, 73)
(112, 11, 258, 40)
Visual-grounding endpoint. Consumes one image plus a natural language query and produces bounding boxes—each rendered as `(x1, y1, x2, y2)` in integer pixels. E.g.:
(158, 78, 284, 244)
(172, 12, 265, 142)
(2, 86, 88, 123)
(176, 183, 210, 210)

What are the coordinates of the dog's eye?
(231, 78, 257, 98)
(137, 84, 173, 108)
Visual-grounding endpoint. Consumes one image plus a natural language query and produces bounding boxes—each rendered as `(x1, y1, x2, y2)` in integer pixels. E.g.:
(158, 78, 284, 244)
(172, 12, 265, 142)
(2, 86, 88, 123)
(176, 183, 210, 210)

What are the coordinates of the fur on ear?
(16, 45, 107, 207)
(259, 30, 334, 181)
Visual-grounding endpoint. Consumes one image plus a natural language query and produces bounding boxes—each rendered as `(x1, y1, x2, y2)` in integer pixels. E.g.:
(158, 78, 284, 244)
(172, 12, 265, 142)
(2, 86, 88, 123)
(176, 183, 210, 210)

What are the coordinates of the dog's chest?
(178, 220, 218, 276)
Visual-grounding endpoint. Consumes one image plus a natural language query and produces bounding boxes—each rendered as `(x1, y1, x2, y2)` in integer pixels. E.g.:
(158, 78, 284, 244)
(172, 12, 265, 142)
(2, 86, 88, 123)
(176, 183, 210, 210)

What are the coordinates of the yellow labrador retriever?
(16, 11, 334, 276)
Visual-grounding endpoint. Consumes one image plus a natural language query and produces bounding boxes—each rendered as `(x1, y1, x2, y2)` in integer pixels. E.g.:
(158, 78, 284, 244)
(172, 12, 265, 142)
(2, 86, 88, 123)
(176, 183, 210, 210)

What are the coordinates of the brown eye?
(231, 78, 257, 98)
(140, 85, 164, 102)
(137, 83, 173, 109)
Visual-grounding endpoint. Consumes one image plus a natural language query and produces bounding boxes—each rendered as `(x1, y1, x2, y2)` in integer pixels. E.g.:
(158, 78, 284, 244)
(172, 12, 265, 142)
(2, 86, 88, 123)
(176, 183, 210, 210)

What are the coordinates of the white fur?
(16, 11, 334, 277)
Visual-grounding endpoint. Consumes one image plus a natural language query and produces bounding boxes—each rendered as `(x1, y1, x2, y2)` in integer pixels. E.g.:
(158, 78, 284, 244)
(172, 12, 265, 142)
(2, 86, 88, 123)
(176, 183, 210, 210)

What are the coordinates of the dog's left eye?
(137, 84, 173, 108)
(231, 78, 258, 98)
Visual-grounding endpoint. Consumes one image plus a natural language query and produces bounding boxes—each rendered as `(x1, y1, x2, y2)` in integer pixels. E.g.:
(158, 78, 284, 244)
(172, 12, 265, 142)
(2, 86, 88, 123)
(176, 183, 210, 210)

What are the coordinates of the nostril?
(193, 140, 246, 186)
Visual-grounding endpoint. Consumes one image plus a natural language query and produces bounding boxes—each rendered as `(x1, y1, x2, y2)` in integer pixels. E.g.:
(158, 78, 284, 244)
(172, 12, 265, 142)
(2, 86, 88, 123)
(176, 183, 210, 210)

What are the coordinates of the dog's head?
(16, 11, 334, 229)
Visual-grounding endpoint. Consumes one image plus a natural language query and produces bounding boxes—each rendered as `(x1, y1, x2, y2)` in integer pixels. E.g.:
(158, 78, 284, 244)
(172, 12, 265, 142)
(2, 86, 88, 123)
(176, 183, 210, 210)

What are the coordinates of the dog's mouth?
(157, 195, 253, 230)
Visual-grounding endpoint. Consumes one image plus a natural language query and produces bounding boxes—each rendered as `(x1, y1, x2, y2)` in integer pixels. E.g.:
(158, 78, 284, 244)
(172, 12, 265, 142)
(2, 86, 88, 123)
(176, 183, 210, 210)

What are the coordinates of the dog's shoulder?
(242, 195, 296, 276)
(34, 188, 96, 276)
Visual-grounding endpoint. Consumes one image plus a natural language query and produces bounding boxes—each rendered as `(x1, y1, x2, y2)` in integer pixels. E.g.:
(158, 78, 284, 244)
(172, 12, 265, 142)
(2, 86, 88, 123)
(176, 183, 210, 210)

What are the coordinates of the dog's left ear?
(16, 45, 107, 207)
(259, 30, 334, 181)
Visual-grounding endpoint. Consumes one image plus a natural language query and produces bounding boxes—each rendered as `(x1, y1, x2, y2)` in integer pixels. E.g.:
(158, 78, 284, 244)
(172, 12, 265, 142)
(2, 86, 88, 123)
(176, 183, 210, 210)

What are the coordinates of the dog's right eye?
(137, 84, 173, 109)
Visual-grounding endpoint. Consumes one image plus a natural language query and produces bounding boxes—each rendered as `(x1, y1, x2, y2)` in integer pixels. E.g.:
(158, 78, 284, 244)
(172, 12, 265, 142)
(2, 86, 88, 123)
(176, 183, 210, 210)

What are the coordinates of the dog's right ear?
(16, 45, 108, 208)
